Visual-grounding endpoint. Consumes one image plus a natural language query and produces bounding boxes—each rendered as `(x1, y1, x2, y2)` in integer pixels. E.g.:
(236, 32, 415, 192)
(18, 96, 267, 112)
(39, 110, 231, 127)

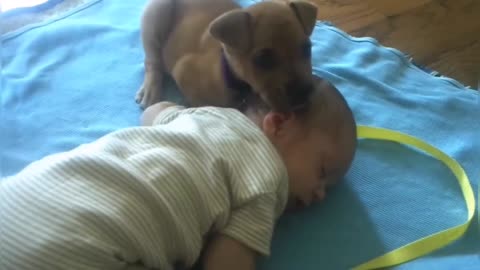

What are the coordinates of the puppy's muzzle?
(286, 79, 314, 109)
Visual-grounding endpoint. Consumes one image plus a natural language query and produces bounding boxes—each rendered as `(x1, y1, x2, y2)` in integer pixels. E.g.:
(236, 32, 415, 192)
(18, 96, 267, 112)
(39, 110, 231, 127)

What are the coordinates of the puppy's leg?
(172, 53, 232, 108)
(136, 64, 163, 109)
(136, 0, 175, 109)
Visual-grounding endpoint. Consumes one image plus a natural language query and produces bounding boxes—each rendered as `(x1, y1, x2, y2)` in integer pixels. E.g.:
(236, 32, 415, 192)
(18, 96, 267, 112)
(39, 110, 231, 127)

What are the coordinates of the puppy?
(136, 0, 318, 112)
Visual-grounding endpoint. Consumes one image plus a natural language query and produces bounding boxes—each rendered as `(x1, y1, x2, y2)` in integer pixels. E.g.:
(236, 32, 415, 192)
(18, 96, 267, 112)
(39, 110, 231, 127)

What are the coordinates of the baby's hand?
(203, 234, 256, 270)
(141, 101, 179, 126)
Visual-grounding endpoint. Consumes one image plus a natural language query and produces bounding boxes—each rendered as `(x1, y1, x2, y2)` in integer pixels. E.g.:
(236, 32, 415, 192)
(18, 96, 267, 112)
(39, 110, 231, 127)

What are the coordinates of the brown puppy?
(136, 0, 318, 112)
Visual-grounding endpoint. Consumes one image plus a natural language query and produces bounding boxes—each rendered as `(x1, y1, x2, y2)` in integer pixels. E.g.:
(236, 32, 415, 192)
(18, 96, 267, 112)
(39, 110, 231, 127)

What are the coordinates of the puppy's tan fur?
(136, 0, 318, 111)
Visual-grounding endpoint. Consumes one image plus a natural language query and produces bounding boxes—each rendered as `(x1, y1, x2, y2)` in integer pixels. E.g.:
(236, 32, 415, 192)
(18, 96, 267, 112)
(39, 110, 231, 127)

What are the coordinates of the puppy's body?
(139, 0, 234, 107)
(137, 0, 318, 110)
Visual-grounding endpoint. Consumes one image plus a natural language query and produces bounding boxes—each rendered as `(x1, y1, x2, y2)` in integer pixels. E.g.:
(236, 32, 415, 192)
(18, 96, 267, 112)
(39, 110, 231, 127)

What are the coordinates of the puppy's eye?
(253, 48, 277, 70)
(301, 40, 312, 59)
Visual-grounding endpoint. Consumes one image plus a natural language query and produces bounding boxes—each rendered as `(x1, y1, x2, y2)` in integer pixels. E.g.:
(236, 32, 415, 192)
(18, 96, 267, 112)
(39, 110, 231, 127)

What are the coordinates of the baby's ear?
(263, 112, 293, 138)
(209, 10, 252, 52)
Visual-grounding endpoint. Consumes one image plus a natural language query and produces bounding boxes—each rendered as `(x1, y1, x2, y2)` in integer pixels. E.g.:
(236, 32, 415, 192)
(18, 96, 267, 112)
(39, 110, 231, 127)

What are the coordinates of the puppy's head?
(209, 0, 317, 112)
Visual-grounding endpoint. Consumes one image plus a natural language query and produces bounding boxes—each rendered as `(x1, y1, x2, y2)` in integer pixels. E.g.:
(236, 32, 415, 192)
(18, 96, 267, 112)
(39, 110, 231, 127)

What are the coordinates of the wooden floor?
(309, 0, 480, 89)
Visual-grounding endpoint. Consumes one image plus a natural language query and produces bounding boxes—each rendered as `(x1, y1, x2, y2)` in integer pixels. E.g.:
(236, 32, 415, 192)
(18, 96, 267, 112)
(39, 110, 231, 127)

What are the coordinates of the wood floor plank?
(429, 39, 480, 88)
(363, 0, 432, 16)
(314, 0, 386, 32)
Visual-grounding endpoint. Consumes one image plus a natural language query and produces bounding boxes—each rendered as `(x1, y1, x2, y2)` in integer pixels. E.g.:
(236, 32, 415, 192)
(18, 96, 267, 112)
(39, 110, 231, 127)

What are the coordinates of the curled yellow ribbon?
(353, 126, 476, 270)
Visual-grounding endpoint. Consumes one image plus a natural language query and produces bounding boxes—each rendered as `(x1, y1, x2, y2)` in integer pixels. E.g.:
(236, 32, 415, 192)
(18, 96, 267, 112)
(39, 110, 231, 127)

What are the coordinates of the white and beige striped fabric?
(0, 106, 289, 270)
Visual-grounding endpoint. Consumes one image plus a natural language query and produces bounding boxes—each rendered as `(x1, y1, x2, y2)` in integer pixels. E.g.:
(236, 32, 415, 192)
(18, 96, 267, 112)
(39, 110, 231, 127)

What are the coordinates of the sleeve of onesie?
(208, 108, 288, 257)
(221, 192, 279, 257)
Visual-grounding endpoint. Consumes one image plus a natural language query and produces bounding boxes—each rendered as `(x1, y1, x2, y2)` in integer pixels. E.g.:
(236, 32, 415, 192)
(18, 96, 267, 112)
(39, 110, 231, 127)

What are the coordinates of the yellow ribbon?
(352, 126, 476, 270)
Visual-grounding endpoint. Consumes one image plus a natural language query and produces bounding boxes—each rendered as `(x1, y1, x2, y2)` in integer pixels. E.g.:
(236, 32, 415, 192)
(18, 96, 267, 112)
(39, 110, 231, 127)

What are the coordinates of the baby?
(0, 77, 356, 270)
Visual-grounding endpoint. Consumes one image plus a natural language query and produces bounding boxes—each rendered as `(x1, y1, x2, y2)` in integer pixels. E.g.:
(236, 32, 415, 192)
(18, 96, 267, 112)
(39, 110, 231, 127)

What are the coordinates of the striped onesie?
(0, 106, 289, 270)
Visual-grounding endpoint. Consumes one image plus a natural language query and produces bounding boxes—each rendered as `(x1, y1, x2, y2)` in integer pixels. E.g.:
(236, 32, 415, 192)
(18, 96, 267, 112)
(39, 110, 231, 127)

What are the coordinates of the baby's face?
(281, 127, 355, 210)
(257, 91, 356, 211)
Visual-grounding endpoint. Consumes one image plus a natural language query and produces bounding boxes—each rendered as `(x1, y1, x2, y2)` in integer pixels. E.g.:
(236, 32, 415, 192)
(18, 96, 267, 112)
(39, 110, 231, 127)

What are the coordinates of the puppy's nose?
(286, 79, 314, 109)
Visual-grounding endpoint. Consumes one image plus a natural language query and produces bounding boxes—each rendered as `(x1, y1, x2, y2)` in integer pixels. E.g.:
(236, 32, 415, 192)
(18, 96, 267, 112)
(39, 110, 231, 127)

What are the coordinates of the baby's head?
(245, 76, 357, 210)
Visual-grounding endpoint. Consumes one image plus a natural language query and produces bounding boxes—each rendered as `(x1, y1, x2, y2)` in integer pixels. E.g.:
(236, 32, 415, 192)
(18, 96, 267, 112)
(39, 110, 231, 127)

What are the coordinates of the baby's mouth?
(286, 194, 311, 212)
(286, 198, 306, 212)
(296, 200, 306, 211)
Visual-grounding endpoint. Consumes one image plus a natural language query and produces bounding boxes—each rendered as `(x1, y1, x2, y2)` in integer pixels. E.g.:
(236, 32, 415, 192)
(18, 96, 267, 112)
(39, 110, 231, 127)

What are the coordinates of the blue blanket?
(1, 0, 479, 269)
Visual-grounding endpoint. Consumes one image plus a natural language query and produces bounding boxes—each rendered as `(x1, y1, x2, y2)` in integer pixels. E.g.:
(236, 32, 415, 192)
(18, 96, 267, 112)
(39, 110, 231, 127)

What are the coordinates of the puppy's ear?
(289, 1, 317, 36)
(209, 10, 252, 52)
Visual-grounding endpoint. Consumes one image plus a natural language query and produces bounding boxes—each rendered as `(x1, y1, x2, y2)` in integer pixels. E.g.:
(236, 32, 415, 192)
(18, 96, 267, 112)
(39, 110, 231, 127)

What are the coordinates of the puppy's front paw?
(135, 80, 162, 109)
(135, 84, 146, 105)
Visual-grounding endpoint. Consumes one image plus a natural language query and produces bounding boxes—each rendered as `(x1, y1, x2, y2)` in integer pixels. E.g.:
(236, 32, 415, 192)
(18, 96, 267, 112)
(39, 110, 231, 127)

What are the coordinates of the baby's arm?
(141, 101, 178, 125)
(203, 234, 256, 270)
(202, 193, 280, 270)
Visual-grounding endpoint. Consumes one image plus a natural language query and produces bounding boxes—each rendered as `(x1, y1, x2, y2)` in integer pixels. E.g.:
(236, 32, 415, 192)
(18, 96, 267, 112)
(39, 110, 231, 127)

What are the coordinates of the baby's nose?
(313, 188, 326, 202)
